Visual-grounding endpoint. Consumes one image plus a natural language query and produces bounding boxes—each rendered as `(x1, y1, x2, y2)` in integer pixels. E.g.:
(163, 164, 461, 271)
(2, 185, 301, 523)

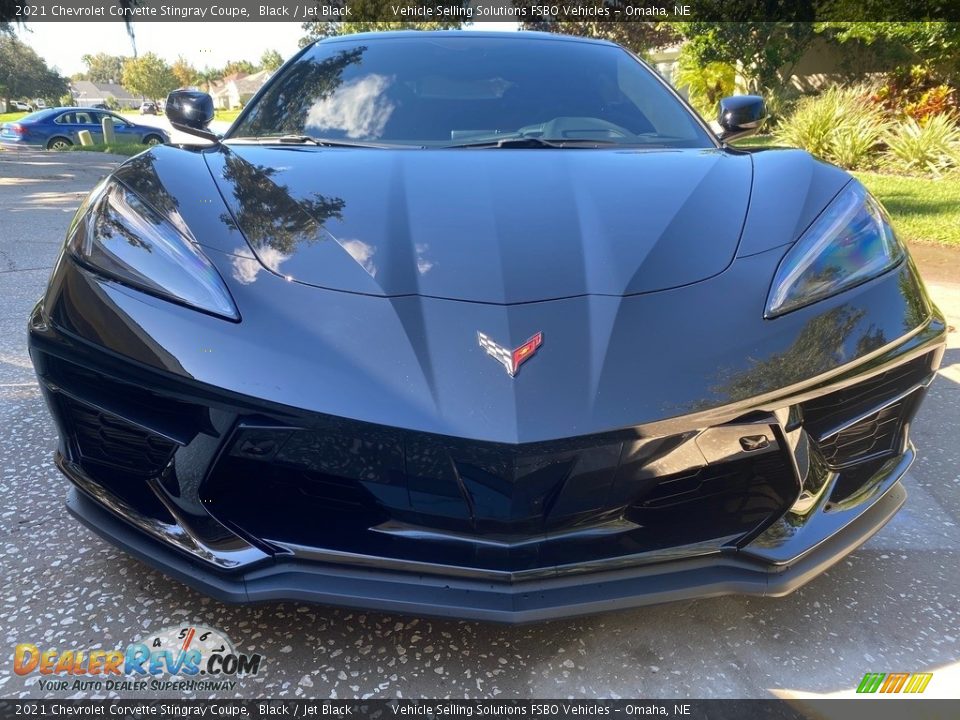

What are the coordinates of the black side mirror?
(165, 90, 218, 143)
(717, 95, 767, 143)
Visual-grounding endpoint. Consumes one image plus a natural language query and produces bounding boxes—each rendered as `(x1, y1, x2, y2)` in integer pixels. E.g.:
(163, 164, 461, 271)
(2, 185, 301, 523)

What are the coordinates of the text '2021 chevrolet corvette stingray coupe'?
(29, 32, 945, 622)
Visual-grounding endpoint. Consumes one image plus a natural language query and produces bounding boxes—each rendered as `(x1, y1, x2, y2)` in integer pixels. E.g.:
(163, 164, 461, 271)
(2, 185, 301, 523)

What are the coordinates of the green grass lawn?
(0, 111, 28, 124)
(214, 108, 242, 123)
(62, 143, 149, 157)
(734, 136, 959, 247)
(855, 171, 960, 247)
(732, 134, 778, 148)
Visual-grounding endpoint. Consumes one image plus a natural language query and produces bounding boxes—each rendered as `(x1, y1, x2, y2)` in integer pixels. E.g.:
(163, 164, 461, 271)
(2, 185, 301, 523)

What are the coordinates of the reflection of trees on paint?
(116, 152, 192, 241)
(93, 189, 154, 253)
(898, 265, 931, 335)
(708, 307, 886, 405)
(217, 152, 345, 258)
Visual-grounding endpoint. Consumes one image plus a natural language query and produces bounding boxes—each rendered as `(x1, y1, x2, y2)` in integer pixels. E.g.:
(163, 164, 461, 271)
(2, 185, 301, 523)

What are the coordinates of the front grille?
(61, 396, 176, 475)
(200, 420, 799, 572)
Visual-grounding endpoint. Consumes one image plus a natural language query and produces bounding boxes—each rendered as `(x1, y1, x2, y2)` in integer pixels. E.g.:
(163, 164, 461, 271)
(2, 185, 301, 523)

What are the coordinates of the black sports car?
(29, 32, 945, 622)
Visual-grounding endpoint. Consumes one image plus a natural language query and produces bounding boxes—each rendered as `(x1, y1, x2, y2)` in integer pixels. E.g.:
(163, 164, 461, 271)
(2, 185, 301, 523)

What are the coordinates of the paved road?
(1, 150, 957, 701)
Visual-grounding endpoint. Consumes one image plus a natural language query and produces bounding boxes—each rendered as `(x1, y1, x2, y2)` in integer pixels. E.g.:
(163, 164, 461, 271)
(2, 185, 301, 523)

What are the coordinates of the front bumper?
(28, 248, 947, 621)
(31, 314, 945, 621)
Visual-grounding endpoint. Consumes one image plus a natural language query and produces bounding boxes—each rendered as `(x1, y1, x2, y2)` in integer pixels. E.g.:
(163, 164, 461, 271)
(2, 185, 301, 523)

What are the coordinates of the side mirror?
(717, 95, 767, 143)
(165, 90, 217, 142)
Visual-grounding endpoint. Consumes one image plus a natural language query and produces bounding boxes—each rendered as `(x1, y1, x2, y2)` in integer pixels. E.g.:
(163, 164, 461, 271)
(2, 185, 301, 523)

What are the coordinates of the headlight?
(765, 182, 905, 318)
(68, 180, 239, 320)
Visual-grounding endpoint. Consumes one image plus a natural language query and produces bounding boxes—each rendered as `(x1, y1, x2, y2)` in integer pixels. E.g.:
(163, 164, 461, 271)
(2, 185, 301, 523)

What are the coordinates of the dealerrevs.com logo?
(13, 625, 263, 693)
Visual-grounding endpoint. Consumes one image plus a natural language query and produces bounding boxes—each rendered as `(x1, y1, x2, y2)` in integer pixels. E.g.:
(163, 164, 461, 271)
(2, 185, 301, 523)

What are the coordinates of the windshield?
(229, 35, 714, 149)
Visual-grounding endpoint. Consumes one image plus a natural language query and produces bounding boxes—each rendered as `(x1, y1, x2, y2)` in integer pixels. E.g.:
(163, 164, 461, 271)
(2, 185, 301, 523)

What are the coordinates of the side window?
(75, 111, 95, 125)
(55, 113, 75, 124)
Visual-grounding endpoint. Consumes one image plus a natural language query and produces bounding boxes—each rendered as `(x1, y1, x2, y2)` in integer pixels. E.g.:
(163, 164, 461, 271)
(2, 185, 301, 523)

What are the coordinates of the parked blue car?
(0, 107, 170, 150)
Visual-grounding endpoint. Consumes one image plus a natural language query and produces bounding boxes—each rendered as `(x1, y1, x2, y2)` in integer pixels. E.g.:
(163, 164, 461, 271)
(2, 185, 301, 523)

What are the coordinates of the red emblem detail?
(477, 331, 543, 377)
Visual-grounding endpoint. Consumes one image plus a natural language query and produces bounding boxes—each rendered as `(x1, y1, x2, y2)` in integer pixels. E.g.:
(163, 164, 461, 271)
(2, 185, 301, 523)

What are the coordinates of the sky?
(15, 21, 517, 77)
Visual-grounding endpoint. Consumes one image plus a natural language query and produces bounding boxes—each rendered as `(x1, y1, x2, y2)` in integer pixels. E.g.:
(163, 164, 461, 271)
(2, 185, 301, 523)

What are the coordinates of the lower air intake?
(61, 396, 176, 476)
(816, 395, 916, 469)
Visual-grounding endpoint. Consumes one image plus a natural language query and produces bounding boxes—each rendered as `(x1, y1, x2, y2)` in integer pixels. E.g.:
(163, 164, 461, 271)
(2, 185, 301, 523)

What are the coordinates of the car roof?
(317, 30, 618, 48)
(30, 107, 133, 116)
(17, 107, 144, 123)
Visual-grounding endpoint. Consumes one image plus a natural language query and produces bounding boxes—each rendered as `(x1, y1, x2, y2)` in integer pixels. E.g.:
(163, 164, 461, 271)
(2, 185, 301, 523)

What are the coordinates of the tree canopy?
(817, 22, 960, 82)
(121, 52, 178, 103)
(666, 21, 816, 93)
(260, 49, 284, 72)
(0, 34, 67, 101)
(80, 53, 128, 84)
(171, 56, 198, 88)
(298, 1, 462, 47)
(517, 20, 678, 56)
(222, 59, 258, 77)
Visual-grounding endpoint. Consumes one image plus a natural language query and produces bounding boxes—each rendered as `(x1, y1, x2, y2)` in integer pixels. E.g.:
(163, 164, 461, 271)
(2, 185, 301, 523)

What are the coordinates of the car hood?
(203, 145, 753, 304)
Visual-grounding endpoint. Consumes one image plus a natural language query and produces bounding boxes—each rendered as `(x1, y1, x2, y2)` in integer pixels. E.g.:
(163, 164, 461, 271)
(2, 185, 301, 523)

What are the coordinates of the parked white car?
(9, 101, 33, 112)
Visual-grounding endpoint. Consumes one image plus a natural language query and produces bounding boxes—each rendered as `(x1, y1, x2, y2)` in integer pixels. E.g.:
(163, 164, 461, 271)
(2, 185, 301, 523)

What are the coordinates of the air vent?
(816, 397, 911, 469)
(61, 396, 176, 475)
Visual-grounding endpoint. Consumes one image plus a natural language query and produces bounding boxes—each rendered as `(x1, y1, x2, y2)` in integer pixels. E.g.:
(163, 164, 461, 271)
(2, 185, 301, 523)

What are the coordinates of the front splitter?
(66, 478, 905, 624)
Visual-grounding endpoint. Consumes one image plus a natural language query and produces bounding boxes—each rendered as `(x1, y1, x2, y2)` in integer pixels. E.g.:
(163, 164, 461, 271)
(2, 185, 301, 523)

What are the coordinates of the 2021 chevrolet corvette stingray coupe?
(29, 32, 945, 622)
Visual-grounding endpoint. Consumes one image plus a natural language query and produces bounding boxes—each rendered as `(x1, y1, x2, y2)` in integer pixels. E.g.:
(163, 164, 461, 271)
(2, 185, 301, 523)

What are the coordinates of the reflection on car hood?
(204, 144, 754, 304)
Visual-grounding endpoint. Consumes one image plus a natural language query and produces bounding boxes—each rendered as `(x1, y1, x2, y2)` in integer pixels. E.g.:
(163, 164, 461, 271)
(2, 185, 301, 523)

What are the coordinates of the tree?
(668, 20, 817, 93)
(260, 49, 284, 72)
(0, 35, 67, 102)
(195, 67, 222, 92)
(222, 59, 257, 77)
(81, 53, 127, 84)
(673, 47, 736, 118)
(518, 21, 678, 56)
(121, 52, 178, 102)
(816, 22, 960, 82)
(171, 56, 198, 88)
(298, 1, 462, 47)
(3, 1, 139, 44)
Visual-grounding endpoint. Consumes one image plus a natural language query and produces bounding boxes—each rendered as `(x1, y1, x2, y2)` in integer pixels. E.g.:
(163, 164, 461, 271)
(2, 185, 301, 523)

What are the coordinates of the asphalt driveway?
(1, 149, 957, 700)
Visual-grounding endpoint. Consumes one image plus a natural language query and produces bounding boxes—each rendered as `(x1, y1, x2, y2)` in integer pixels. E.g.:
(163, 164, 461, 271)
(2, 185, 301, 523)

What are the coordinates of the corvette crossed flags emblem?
(477, 331, 543, 377)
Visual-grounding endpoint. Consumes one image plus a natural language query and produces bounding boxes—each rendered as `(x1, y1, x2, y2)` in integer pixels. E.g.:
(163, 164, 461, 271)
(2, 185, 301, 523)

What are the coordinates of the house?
(70, 81, 140, 109)
(209, 70, 272, 110)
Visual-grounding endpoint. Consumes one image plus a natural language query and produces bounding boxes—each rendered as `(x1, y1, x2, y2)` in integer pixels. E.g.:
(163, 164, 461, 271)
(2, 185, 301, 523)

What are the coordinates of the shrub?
(775, 86, 888, 169)
(762, 85, 800, 128)
(673, 51, 737, 120)
(904, 86, 958, 122)
(884, 113, 960, 176)
(870, 65, 959, 121)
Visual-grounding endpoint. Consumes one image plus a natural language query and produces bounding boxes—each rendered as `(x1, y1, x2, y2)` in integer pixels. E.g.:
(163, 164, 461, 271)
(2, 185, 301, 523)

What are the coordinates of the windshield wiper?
(227, 135, 405, 149)
(445, 136, 623, 149)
